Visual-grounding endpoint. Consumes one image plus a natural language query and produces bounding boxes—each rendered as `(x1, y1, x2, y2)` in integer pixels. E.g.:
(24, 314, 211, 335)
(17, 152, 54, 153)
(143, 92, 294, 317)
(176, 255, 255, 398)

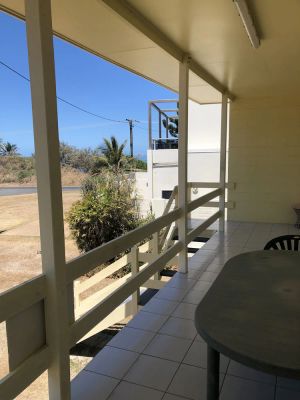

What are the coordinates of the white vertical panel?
(178, 56, 190, 273)
(25, 0, 71, 398)
(219, 94, 228, 232)
(130, 245, 139, 314)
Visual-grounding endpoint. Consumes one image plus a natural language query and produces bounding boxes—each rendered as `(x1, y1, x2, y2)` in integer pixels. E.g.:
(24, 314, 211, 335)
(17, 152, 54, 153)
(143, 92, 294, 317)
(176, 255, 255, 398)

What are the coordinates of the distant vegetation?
(0, 136, 147, 185)
(0, 156, 35, 184)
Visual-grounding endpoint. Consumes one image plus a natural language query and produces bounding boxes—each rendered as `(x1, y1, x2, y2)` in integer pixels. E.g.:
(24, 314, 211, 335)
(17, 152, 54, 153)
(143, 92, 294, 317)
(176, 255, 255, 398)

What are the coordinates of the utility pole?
(126, 118, 139, 157)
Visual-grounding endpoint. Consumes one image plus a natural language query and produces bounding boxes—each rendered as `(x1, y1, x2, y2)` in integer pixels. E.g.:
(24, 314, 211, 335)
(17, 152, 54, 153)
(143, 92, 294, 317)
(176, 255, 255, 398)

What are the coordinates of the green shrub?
(67, 170, 151, 277)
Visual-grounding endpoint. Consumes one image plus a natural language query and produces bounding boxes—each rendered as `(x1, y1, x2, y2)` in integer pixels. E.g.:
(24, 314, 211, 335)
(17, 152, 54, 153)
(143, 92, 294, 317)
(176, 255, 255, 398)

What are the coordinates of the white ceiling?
(1, 0, 300, 103)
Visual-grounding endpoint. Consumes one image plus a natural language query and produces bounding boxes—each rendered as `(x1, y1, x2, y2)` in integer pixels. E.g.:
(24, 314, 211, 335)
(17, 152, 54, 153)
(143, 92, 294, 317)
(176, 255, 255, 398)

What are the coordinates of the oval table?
(194, 250, 300, 400)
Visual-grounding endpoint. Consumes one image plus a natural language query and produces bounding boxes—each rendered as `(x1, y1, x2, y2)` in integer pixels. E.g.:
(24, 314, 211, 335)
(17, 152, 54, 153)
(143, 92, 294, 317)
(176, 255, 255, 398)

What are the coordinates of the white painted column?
(219, 94, 228, 232)
(178, 56, 190, 273)
(25, 1, 71, 399)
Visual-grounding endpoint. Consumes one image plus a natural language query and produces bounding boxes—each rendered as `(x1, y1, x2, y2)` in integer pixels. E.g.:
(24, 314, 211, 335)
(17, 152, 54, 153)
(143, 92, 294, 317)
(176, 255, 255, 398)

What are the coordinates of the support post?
(159, 111, 162, 139)
(165, 116, 169, 139)
(219, 94, 228, 232)
(131, 245, 140, 314)
(25, 0, 71, 398)
(148, 101, 152, 149)
(178, 55, 190, 273)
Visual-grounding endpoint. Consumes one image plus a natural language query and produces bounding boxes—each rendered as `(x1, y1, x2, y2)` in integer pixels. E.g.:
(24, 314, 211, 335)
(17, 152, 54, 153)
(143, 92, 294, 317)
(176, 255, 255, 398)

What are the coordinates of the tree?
(59, 142, 100, 172)
(98, 136, 127, 171)
(0, 142, 19, 156)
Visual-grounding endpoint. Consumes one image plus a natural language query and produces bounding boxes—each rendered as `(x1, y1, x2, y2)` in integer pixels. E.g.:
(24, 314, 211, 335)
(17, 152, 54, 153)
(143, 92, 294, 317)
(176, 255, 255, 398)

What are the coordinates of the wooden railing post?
(178, 55, 190, 273)
(131, 245, 140, 314)
(187, 184, 191, 230)
(152, 232, 160, 280)
(73, 280, 80, 319)
(25, 0, 71, 398)
(219, 94, 228, 232)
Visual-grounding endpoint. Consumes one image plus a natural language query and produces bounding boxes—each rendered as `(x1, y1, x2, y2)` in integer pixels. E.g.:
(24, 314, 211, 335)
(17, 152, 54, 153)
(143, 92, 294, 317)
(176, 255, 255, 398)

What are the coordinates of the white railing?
(0, 182, 234, 399)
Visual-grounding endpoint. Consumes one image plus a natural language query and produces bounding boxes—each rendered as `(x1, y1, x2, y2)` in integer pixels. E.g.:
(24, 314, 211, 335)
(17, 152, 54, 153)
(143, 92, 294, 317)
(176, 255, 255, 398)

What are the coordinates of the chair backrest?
(264, 235, 300, 251)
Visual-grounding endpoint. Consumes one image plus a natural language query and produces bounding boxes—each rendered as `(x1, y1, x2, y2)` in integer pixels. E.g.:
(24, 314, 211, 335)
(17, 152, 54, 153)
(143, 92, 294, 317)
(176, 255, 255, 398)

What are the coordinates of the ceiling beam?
(101, 0, 235, 101)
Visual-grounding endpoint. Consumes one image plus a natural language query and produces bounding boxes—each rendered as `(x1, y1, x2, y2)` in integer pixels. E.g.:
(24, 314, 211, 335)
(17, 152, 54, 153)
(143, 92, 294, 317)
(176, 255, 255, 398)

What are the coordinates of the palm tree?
(98, 136, 127, 171)
(0, 142, 19, 156)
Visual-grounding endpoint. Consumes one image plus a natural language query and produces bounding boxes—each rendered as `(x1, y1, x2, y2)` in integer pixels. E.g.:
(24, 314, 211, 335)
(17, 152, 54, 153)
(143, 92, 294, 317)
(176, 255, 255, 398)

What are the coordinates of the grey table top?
(195, 250, 300, 379)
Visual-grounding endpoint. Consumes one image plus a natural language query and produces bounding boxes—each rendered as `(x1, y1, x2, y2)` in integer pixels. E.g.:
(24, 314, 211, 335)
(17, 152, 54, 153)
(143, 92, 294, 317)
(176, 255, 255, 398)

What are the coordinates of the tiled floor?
(71, 221, 300, 400)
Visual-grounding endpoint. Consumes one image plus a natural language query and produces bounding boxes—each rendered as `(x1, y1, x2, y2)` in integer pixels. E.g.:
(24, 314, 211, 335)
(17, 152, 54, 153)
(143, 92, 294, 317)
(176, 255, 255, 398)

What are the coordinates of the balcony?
(152, 138, 178, 150)
(71, 221, 300, 400)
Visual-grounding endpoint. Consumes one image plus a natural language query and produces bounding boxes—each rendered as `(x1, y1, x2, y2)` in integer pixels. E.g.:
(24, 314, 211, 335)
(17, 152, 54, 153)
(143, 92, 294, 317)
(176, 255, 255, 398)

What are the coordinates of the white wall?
(228, 96, 300, 223)
(149, 149, 220, 198)
(188, 101, 221, 150)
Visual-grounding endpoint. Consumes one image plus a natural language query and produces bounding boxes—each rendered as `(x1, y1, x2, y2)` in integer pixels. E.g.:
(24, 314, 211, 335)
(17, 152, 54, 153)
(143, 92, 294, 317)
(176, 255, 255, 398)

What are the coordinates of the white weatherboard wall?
(228, 97, 300, 224)
(149, 150, 220, 198)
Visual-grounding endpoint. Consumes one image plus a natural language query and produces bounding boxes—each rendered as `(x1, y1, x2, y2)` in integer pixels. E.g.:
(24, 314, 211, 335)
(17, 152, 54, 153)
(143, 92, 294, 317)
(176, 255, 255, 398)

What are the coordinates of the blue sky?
(0, 11, 177, 158)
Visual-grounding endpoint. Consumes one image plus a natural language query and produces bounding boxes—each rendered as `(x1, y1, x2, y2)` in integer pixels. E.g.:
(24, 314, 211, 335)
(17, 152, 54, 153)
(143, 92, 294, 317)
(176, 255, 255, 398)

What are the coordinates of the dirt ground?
(0, 191, 80, 293)
(0, 191, 91, 398)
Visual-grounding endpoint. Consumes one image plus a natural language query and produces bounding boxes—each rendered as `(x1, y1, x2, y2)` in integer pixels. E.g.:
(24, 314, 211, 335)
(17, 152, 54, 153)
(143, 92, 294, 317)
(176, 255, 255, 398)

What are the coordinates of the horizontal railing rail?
(188, 182, 235, 189)
(187, 188, 222, 213)
(70, 241, 183, 345)
(67, 207, 182, 283)
(187, 211, 222, 243)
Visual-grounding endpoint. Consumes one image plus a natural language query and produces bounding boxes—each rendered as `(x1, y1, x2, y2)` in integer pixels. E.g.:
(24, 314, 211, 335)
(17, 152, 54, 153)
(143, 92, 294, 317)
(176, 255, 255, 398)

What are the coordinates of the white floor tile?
(176, 269, 203, 280)
(172, 302, 197, 320)
(227, 361, 276, 384)
(167, 363, 224, 400)
(165, 276, 196, 290)
(126, 311, 168, 332)
(142, 298, 179, 316)
(143, 333, 192, 362)
(154, 286, 189, 302)
(71, 370, 119, 400)
(220, 375, 275, 400)
(108, 327, 155, 353)
(163, 394, 187, 400)
(124, 354, 179, 391)
(192, 280, 211, 293)
(183, 340, 229, 373)
(108, 381, 164, 400)
(198, 271, 218, 282)
(159, 316, 197, 340)
(85, 346, 138, 379)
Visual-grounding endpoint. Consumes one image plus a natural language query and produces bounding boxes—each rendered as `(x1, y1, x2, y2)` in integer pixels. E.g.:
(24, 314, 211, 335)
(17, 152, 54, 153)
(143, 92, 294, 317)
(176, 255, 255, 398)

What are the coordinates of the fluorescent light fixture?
(233, 0, 260, 48)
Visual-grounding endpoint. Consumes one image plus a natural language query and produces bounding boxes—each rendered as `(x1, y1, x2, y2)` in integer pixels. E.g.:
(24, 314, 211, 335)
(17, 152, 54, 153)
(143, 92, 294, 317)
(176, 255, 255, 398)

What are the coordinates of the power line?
(0, 60, 127, 124)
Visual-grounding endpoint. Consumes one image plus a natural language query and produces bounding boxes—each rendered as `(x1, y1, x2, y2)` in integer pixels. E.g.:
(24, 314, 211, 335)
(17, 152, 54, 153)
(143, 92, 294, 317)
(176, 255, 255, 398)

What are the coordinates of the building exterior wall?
(228, 97, 300, 224)
(148, 149, 220, 198)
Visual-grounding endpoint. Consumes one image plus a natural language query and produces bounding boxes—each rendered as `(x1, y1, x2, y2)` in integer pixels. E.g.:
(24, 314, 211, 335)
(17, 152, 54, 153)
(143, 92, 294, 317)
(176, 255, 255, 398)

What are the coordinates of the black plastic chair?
(264, 235, 300, 251)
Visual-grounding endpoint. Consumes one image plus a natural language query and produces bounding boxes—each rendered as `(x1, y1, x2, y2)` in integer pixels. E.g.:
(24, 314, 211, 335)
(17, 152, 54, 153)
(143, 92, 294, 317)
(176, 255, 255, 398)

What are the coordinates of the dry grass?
(0, 157, 87, 187)
(0, 191, 85, 399)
